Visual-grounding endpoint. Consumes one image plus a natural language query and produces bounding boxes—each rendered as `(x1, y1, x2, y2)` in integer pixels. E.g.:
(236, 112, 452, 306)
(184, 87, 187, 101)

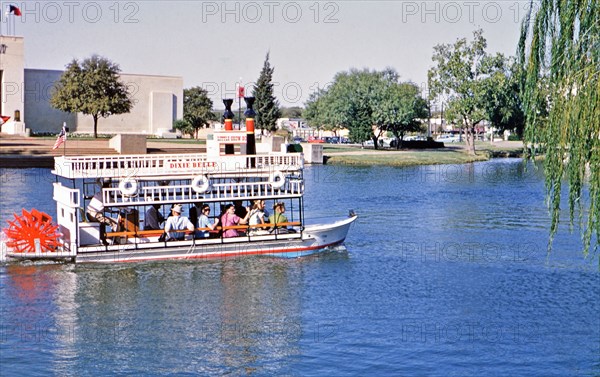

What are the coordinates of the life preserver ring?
(191, 175, 210, 193)
(269, 170, 286, 189)
(119, 178, 138, 196)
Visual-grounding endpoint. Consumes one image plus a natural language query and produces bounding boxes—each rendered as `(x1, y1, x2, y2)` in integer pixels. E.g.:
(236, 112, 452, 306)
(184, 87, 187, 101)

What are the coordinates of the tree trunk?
(93, 115, 99, 139)
(395, 132, 403, 150)
(464, 126, 476, 155)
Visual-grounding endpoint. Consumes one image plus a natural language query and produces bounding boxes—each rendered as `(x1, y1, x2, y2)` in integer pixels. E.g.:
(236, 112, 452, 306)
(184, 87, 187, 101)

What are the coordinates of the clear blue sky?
(2, 1, 528, 109)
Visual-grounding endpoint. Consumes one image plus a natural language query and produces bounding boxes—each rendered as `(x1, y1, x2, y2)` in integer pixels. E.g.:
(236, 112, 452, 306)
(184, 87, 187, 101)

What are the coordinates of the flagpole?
(62, 122, 67, 156)
(5, 6, 11, 36)
(8, 7, 13, 36)
(5, 6, 9, 36)
(238, 77, 242, 130)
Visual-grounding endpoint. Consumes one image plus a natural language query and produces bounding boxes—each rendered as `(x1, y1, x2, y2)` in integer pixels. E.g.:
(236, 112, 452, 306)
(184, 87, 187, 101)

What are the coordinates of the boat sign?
(167, 161, 217, 170)
(209, 132, 247, 143)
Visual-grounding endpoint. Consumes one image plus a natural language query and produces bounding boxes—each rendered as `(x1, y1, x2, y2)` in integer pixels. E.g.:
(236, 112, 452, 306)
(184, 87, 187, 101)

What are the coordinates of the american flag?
(8, 5, 22, 16)
(52, 124, 67, 150)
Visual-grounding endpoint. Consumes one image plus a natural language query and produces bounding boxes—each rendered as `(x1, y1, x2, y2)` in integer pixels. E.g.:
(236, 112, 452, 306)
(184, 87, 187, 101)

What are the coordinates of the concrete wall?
(24, 69, 76, 133)
(25, 71, 183, 135)
(149, 91, 177, 135)
(0, 36, 25, 123)
(72, 73, 183, 136)
(1, 36, 183, 136)
(109, 134, 147, 154)
(302, 143, 323, 164)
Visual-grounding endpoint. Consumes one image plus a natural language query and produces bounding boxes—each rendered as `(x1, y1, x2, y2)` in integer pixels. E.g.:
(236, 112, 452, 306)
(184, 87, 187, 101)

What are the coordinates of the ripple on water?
(0, 161, 598, 376)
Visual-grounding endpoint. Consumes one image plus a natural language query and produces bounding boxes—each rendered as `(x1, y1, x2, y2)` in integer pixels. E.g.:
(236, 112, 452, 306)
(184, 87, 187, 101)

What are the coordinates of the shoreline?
(323, 140, 523, 167)
(0, 134, 207, 168)
(0, 134, 524, 169)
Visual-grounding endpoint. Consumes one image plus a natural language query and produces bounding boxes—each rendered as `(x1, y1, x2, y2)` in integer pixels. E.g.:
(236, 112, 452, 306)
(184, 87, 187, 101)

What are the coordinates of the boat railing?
(53, 182, 80, 207)
(105, 222, 302, 239)
(101, 177, 304, 205)
(53, 153, 304, 179)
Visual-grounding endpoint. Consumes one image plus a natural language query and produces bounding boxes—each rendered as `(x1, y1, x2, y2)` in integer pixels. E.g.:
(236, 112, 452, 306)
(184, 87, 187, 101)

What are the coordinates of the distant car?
(379, 137, 397, 148)
(292, 136, 304, 143)
(307, 136, 325, 143)
(436, 134, 461, 143)
(327, 137, 340, 144)
(404, 135, 427, 141)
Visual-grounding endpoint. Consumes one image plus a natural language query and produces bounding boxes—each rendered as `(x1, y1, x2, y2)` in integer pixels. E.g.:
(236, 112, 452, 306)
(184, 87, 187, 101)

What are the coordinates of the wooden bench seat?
(105, 222, 302, 240)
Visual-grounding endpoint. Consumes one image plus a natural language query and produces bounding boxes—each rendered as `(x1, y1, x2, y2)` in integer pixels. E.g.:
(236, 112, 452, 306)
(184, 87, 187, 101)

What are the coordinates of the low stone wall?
(109, 134, 147, 154)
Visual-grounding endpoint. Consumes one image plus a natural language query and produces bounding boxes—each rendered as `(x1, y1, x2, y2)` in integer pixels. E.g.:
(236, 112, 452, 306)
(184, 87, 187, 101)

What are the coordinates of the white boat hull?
(1, 216, 357, 264)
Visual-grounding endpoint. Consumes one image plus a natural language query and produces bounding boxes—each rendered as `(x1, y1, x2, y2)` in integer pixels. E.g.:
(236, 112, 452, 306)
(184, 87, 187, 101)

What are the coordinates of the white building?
(1, 36, 183, 136)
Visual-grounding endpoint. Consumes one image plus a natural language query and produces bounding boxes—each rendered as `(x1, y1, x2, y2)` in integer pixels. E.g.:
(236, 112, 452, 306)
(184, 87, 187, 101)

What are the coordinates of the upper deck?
(53, 152, 304, 179)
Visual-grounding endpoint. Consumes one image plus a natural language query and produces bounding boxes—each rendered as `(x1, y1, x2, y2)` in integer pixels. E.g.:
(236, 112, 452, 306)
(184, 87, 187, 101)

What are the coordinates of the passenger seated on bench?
(248, 200, 269, 235)
(164, 204, 194, 240)
(189, 203, 202, 229)
(86, 179, 119, 245)
(196, 204, 219, 238)
(144, 202, 165, 230)
(221, 203, 251, 238)
(269, 202, 296, 234)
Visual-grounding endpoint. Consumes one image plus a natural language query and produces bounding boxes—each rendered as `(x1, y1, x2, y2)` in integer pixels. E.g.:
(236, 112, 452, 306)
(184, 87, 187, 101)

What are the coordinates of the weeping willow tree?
(518, 0, 599, 261)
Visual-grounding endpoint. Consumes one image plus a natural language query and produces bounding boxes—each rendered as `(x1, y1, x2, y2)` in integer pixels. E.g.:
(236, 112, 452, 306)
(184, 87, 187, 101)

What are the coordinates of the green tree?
(303, 90, 326, 130)
(280, 106, 303, 118)
(173, 119, 194, 138)
(324, 69, 384, 147)
(479, 57, 525, 138)
(304, 68, 428, 148)
(375, 81, 429, 149)
(253, 53, 281, 134)
(519, 0, 600, 259)
(183, 87, 216, 139)
(304, 89, 342, 135)
(50, 55, 132, 138)
(428, 29, 506, 155)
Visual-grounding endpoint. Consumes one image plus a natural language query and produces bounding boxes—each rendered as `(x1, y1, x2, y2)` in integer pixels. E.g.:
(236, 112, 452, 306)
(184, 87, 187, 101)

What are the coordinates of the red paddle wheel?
(3, 209, 60, 254)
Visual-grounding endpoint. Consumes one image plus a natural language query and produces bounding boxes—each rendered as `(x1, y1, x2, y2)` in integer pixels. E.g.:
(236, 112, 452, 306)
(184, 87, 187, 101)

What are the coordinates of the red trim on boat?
(81, 239, 346, 263)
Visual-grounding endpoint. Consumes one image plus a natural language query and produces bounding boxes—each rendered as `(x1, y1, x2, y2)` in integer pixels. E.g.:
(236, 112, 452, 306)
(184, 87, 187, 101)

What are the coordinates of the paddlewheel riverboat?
(1, 126, 357, 263)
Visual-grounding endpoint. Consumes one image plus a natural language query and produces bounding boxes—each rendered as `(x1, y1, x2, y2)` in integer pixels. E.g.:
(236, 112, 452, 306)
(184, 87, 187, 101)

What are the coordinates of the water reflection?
(216, 259, 302, 374)
(1, 161, 598, 376)
(32, 258, 306, 375)
(1, 264, 67, 376)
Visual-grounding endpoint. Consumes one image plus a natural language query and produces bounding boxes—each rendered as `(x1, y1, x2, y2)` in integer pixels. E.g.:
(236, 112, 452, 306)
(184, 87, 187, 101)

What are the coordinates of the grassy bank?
(326, 149, 490, 166)
(323, 141, 523, 167)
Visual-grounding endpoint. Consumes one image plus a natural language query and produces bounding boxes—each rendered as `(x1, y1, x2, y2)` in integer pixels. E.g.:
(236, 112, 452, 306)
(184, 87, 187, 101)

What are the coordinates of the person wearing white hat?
(163, 204, 194, 240)
(86, 179, 119, 244)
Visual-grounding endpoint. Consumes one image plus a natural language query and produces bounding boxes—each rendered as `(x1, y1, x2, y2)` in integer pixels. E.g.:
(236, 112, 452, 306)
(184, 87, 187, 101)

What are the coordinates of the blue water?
(1, 160, 599, 376)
